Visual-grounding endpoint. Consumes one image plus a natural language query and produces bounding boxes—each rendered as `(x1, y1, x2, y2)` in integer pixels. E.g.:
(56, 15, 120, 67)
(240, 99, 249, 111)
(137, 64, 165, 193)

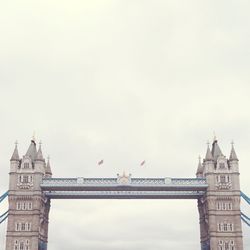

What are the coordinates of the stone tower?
(197, 139, 243, 250)
(6, 140, 52, 250)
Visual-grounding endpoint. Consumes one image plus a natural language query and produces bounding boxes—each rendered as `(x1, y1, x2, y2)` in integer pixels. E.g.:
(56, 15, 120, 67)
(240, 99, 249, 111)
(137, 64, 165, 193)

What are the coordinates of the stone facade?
(6, 138, 243, 249)
(197, 139, 243, 250)
(6, 140, 52, 250)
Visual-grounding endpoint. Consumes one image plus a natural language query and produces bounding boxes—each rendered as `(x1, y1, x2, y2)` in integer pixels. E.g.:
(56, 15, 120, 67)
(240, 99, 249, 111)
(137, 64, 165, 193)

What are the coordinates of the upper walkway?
(41, 175, 208, 199)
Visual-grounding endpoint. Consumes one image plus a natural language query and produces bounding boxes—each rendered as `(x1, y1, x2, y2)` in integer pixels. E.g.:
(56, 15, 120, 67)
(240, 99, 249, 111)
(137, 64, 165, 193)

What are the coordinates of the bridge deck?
(41, 177, 207, 199)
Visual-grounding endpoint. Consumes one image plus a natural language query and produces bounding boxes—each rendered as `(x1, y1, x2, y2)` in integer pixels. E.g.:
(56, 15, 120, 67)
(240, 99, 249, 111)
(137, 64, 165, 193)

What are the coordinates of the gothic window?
(28, 202, 32, 210)
(23, 176, 29, 183)
(220, 175, 226, 183)
(25, 240, 29, 250)
(219, 162, 225, 169)
(218, 240, 223, 250)
(223, 223, 228, 231)
(228, 203, 232, 210)
(24, 163, 29, 169)
(20, 242, 24, 250)
(217, 203, 220, 210)
(14, 240, 18, 250)
(216, 176, 219, 183)
(15, 223, 20, 231)
(21, 223, 25, 231)
(17, 202, 21, 210)
(225, 242, 229, 250)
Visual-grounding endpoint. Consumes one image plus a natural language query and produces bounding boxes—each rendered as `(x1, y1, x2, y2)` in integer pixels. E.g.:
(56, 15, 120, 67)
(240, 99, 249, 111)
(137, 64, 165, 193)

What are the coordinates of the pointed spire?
(211, 137, 223, 160)
(10, 141, 20, 161)
(196, 155, 203, 175)
(229, 141, 238, 161)
(36, 141, 45, 161)
(205, 142, 213, 161)
(25, 138, 37, 161)
(46, 156, 52, 176)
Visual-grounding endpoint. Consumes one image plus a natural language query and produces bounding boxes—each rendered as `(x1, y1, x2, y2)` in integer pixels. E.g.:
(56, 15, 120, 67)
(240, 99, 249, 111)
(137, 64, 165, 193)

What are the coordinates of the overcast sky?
(0, 0, 250, 249)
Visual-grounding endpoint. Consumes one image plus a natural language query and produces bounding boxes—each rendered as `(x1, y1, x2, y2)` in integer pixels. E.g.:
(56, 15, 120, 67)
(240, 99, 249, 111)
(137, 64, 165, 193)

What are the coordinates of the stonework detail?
(6, 140, 52, 250)
(197, 139, 243, 250)
(5, 138, 244, 249)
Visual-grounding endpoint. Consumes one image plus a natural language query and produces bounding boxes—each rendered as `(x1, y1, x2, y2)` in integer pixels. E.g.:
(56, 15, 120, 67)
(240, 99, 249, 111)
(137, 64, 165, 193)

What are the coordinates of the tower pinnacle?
(36, 141, 45, 161)
(205, 142, 213, 161)
(229, 141, 238, 161)
(10, 141, 20, 161)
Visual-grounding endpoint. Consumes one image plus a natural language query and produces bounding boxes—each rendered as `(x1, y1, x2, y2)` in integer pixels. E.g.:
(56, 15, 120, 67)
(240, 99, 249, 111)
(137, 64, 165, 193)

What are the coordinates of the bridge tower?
(6, 140, 52, 250)
(197, 139, 243, 250)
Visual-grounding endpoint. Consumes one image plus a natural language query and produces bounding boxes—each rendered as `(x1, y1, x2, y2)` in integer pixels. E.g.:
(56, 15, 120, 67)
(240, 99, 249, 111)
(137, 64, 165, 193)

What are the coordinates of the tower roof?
(10, 142, 20, 161)
(25, 140, 37, 161)
(46, 157, 52, 175)
(36, 142, 45, 161)
(229, 143, 238, 161)
(211, 139, 223, 160)
(196, 156, 203, 175)
(205, 144, 213, 161)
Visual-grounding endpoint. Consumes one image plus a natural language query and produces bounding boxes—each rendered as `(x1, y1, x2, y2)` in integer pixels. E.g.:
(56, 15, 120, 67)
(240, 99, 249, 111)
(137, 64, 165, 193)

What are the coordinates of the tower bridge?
(2, 138, 247, 249)
(41, 177, 208, 199)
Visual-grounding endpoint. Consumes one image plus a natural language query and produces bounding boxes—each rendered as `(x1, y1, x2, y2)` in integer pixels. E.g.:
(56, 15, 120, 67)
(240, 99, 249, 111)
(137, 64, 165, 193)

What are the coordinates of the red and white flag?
(140, 160, 146, 166)
(98, 160, 104, 165)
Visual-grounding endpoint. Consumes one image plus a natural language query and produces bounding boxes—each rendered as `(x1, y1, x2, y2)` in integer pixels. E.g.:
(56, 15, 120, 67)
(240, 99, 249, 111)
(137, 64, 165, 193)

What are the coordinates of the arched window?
(14, 240, 18, 250)
(20, 242, 24, 250)
(218, 240, 223, 250)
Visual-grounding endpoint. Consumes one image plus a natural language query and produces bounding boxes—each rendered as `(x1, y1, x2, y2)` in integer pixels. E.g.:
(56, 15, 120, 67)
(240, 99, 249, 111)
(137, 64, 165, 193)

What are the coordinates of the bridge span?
(41, 176, 208, 199)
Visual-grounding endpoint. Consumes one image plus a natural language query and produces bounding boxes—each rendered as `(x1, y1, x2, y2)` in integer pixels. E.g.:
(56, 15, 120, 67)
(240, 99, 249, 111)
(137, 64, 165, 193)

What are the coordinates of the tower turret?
(196, 156, 204, 178)
(6, 138, 51, 250)
(45, 157, 52, 178)
(197, 138, 243, 250)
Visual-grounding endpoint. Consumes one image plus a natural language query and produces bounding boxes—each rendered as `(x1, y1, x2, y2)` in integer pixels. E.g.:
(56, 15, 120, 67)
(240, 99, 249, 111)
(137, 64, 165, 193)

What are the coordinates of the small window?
(17, 202, 21, 210)
(20, 242, 24, 250)
(24, 163, 29, 169)
(23, 176, 29, 183)
(220, 176, 226, 183)
(225, 242, 229, 250)
(219, 163, 225, 169)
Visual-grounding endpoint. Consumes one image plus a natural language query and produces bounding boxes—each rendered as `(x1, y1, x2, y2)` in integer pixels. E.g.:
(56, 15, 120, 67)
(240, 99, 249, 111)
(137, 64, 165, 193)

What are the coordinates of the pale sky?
(0, 1, 250, 249)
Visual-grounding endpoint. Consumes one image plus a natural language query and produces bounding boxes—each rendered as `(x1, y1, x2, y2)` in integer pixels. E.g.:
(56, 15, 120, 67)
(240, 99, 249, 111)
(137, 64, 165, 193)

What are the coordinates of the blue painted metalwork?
(241, 191, 250, 205)
(38, 241, 47, 250)
(43, 190, 206, 199)
(241, 212, 250, 221)
(0, 191, 8, 203)
(241, 216, 250, 227)
(0, 213, 8, 224)
(41, 176, 207, 199)
(0, 210, 9, 219)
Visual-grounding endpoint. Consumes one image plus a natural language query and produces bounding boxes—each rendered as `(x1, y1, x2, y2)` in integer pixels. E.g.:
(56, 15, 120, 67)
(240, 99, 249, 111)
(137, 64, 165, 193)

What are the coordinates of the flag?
(140, 160, 145, 166)
(98, 160, 104, 165)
